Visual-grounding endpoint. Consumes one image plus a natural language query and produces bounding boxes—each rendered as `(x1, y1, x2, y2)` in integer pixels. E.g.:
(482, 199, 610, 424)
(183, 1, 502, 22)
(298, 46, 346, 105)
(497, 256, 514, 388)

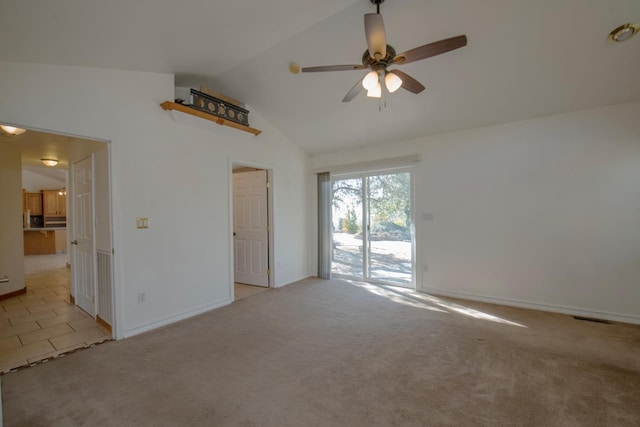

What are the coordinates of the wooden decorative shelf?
(161, 101, 262, 136)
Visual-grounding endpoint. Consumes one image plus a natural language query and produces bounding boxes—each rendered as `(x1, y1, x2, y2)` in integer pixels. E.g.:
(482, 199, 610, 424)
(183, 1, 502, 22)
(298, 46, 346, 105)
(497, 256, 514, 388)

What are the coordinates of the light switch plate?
(422, 213, 434, 221)
(136, 217, 149, 229)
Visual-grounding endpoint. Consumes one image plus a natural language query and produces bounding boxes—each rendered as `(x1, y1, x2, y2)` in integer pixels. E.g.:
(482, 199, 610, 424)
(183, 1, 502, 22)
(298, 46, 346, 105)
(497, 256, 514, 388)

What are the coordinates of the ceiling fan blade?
(389, 69, 425, 94)
(342, 74, 367, 102)
(301, 64, 367, 72)
(393, 35, 467, 65)
(364, 13, 387, 60)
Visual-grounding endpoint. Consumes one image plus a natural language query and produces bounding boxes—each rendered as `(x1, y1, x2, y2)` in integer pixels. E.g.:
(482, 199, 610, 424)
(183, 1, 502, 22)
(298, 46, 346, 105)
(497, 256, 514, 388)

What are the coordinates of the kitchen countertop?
(23, 228, 67, 232)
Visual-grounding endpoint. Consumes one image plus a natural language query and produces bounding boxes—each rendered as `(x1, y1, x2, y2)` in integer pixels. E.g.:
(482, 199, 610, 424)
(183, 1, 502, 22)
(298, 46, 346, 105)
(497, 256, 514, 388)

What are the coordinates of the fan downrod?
(370, 0, 384, 13)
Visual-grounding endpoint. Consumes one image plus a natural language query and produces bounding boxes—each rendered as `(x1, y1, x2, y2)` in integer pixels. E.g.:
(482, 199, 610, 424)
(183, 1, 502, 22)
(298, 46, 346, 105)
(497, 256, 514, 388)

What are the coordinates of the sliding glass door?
(331, 177, 364, 278)
(331, 169, 414, 287)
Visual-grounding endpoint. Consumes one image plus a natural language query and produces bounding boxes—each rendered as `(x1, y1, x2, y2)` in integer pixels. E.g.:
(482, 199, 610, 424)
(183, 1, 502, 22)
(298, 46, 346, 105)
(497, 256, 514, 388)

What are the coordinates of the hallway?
(0, 254, 111, 373)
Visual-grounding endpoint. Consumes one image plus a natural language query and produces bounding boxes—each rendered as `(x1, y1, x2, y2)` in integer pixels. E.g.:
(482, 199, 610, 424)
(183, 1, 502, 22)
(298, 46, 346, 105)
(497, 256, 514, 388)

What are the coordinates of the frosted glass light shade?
(362, 71, 379, 91)
(0, 125, 26, 136)
(385, 72, 403, 93)
(367, 82, 382, 98)
(41, 158, 59, 167)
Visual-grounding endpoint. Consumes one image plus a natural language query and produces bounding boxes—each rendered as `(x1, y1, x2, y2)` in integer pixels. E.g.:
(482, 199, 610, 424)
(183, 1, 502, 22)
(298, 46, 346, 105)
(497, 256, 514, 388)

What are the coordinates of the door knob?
(71, 240, 78, 245)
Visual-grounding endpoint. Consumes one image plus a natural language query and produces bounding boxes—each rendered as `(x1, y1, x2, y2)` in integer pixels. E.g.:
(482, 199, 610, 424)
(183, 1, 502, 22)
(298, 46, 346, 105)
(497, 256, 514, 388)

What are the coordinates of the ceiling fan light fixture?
(367, 82, 382, 98)
(385, 72, 402, 93)
(299, 0, 467, 102)
(362, 70, 379, 91)
(41, 158, 59, 167)
(0, 125, 26, 136)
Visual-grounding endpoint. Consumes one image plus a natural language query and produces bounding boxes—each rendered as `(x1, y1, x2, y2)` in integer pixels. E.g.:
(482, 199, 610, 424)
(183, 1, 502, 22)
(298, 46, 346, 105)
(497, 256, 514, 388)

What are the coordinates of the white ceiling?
(1, 0, 639, 155)
(1, 127, 106, 170)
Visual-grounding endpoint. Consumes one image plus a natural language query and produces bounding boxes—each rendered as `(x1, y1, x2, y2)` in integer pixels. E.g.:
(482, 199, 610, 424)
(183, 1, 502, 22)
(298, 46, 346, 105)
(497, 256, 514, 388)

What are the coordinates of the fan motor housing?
(362, 44, 396, 67)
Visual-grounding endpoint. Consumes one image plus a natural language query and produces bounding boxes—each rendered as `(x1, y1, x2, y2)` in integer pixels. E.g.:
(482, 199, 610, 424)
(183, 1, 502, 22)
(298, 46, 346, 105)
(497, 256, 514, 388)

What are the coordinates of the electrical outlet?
(137, 292, 146, 303)
(136, 217, 149, 229)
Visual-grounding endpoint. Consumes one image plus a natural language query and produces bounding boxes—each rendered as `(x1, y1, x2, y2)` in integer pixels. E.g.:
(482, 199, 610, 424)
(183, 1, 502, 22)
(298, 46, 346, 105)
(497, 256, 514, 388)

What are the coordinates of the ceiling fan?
(301, 0, 467, 102)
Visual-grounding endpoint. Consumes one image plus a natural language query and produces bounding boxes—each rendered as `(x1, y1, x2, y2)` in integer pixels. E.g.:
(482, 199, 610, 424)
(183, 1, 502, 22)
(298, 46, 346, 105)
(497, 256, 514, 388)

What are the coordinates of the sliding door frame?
(331, 166, 416, 288)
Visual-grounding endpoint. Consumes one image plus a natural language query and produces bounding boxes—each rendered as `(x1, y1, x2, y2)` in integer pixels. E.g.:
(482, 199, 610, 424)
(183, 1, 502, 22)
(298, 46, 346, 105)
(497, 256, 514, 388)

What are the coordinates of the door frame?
(331, 166, 416, 288)
(228, 159, 275, 300)
(20, 125, 117, 337)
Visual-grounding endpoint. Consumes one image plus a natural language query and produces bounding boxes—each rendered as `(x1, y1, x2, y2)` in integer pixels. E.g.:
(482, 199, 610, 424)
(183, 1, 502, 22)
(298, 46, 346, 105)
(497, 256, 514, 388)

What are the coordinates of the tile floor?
(1, 260, 266, 373)
(0, 254, 111, 373)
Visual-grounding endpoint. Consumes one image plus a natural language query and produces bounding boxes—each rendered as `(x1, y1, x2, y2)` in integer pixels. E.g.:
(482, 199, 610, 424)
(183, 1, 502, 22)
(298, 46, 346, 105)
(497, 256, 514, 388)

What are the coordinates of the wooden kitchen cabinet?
(24, 230, 56, 255)
(58, 193, 66, 216)
(55, 230, 67, 253)
(23, 191, 43, 215)
(42, 190, 56, 215)
(43, 190, 64, 216)
(42, 189, 67, 227)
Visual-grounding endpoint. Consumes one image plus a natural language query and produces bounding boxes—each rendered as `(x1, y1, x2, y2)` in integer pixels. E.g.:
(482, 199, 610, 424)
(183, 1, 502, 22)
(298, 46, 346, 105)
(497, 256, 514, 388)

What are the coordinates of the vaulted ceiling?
(1, 0, 639, 156)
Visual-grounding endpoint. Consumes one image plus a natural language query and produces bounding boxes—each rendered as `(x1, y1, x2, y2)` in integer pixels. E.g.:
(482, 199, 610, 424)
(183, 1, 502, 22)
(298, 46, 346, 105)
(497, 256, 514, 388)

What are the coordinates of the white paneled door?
(233, 170, 269, 287)
(72, 155, 96, 316)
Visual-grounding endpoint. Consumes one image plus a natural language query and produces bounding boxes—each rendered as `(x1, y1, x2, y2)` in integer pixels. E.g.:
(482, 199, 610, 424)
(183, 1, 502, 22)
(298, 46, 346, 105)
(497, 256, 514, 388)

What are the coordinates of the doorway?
(0, 127, 115, 371)
(230, 164, 274, 300)
(331, 169, 415, 288)
(20, 132, 114, 327)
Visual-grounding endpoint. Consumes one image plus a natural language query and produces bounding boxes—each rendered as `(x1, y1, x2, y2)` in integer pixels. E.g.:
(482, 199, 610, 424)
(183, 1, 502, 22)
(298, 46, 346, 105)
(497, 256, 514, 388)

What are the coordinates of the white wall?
(312, 102, 640, 323)
(0, 61, 312, 338)
(0, 139, 25, 296)
(22, 169, 65, 192)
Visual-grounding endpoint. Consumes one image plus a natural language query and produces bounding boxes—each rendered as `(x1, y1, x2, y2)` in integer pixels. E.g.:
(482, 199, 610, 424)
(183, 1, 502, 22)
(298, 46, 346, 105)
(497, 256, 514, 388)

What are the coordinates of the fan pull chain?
(377, 92, 388, 112)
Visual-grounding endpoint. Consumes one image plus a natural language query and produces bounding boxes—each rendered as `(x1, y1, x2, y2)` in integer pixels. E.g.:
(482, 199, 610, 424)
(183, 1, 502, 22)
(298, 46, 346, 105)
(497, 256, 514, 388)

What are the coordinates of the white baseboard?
(121, 275, 314, 338)
(274, 275, 316, 288)
(421, 287, 640, 325)
(122, 297, 232, 339)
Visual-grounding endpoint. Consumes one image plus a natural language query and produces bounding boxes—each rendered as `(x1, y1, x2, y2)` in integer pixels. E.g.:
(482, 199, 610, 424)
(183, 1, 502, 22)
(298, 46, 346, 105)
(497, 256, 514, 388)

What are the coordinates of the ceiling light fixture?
(300, 0, 467, 103)
(362, 70, 379, 91)
(608, 23, 639, 43)
(41, 158, 59, 167)
(384, 72, 402, 93)
(367, 81, 382, 98)
(289, 63, 300, 74)
(0, 125, 26, 136)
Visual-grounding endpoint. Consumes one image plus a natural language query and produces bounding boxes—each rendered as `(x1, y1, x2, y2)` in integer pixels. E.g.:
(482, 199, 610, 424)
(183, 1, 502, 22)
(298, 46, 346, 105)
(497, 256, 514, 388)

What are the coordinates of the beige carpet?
(2, 277, 639, 426)
(234, 283, 269, 300)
